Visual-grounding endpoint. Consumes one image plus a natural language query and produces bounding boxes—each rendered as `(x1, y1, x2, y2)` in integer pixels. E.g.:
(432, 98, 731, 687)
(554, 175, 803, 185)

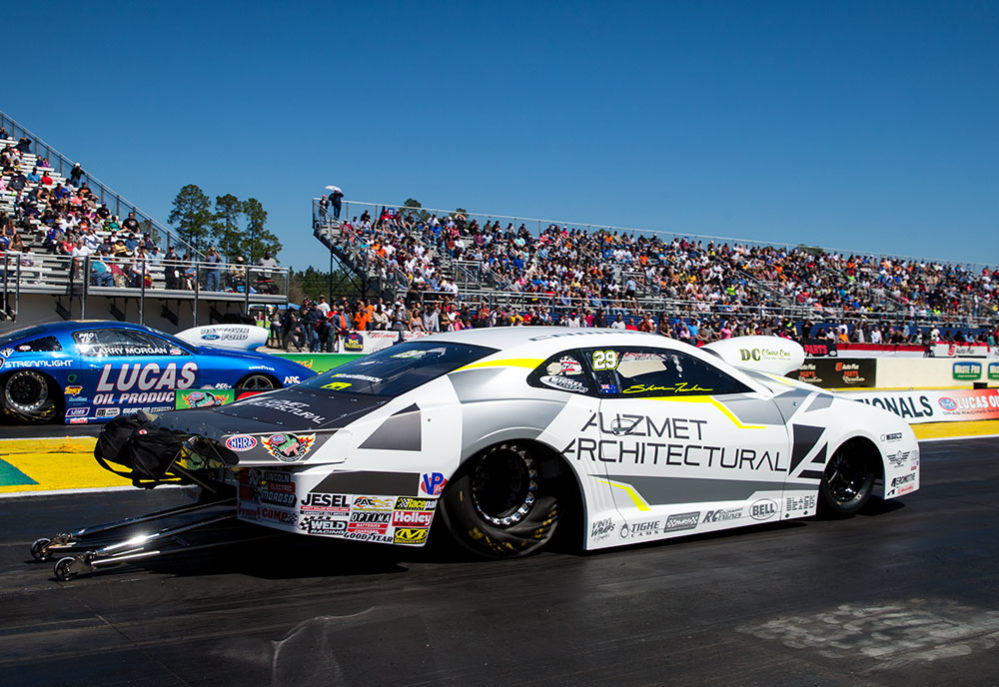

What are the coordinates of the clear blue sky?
(4, 1, 997, 269)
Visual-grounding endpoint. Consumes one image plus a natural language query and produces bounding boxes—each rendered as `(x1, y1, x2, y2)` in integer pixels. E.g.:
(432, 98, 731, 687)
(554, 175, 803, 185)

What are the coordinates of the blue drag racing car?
(0, 321, 315, 424)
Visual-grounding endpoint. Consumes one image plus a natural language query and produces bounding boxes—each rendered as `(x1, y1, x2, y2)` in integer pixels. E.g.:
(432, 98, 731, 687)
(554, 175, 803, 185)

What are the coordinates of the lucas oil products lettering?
(96, 362, 197, 392)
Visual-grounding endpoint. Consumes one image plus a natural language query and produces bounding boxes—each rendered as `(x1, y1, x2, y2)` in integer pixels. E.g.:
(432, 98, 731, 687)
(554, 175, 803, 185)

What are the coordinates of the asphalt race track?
(1, 439, 996, 687)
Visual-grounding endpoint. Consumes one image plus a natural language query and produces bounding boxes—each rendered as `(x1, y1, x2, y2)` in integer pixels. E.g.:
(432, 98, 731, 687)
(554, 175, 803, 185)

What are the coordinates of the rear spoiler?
(702, 336, 804, 376)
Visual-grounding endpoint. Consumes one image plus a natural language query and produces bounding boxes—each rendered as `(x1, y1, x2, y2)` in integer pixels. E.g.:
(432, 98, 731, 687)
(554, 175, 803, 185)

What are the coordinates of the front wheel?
(819, 444, 876, 516)
(439, 443, 561, 559)
(235, 373, 278, 394)
(1, 370, 59, 423)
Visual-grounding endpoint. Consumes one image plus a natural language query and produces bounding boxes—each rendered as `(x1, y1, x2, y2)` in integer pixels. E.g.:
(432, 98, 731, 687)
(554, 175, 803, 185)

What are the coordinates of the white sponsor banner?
(840, 388, 999, 424)
(928, 343, 998, 358)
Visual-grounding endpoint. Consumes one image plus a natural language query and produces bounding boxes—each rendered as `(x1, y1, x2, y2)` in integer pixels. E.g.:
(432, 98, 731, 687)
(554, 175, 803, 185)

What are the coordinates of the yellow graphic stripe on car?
(454, 358, 544, 372)
(765, 373, 798, 387)
(646, 396, 767, 429)
(597, 479, 651, 511)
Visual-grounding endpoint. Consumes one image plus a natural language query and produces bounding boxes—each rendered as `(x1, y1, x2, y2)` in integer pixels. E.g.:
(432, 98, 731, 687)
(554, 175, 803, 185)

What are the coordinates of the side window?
(585, 347, 750, 397)
(73, 329, 185, 357)
(528, 350, 595, 395)
(11, 336, 61, 352)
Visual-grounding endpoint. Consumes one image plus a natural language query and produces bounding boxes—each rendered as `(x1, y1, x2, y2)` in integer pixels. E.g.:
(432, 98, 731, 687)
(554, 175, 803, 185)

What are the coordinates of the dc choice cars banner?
(840, 388, 999, 424)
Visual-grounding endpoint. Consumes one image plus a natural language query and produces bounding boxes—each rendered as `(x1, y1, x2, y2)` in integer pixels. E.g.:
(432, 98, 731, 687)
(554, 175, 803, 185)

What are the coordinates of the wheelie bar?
(30, 497, 236, 562)
(51, 512, 242, 581)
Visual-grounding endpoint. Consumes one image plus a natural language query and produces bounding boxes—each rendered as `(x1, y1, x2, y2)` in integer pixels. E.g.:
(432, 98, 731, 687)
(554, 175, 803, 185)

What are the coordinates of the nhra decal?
(562, 412, 786, 472)
(96, 362, 197, 392)
(225, 435, 258, 452)
(263, 433, 316, 462)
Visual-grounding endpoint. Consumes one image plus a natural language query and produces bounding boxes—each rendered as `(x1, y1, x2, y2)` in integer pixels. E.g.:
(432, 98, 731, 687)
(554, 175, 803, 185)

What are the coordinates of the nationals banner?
(840, 388, 999, 424)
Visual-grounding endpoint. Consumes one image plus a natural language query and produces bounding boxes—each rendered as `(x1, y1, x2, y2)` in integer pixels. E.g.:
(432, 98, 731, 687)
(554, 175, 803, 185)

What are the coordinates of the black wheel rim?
(5, 371, 48, 413)
(825, 450, 870, 503)
(239, 374, 276, 392)
(471, 447, 539, 527)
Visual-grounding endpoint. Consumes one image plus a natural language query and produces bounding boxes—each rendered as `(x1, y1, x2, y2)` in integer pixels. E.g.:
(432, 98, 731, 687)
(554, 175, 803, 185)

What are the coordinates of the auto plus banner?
(840, 388, 999, 424)
(787, 359, 877, 388)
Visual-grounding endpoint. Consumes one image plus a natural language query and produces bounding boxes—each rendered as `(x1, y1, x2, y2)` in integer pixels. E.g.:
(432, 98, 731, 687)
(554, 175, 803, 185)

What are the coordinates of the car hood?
(153, 387, 388, 438)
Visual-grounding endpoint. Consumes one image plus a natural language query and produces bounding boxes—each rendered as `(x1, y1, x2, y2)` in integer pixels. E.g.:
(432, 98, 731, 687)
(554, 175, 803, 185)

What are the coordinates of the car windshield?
(299, 340, 497, 397)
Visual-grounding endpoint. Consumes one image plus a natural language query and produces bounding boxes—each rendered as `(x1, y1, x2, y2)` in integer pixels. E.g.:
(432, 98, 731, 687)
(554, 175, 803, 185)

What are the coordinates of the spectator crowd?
(321, 201, 998, 342)
(2, 129, 280, 293)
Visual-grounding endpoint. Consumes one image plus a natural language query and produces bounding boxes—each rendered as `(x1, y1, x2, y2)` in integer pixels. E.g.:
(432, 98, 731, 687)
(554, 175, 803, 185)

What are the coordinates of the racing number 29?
(592, 350, 618, 371)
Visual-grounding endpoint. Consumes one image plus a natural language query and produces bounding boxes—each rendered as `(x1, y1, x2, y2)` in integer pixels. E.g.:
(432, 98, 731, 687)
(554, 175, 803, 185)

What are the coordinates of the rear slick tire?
(440, 443, 560, 559)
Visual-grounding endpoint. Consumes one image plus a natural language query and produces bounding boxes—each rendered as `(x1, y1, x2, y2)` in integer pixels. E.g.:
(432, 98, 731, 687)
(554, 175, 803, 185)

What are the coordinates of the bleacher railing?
(0, 111, 203, 259)
(1, 251, 288, 323)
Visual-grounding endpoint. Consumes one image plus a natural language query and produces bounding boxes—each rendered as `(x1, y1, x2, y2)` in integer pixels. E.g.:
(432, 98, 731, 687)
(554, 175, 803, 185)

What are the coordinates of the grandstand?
(0, 111, 288, 332)
(312, 198, 998, 344)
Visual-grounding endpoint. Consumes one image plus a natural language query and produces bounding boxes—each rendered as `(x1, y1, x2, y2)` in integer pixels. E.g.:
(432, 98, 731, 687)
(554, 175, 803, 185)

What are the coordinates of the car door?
(74, 327, 199, 420)
(524, 349, 624, 547)
(582, 344, 792, 543)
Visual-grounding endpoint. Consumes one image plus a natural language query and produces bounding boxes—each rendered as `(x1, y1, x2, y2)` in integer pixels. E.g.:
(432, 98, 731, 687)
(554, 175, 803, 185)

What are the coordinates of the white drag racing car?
(102, 328, 921, 559)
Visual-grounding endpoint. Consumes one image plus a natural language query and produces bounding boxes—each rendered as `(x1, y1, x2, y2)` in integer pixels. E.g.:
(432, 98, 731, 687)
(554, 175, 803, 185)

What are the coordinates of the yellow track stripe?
(0, 438, 132, 494)
(597, 479, 651, 511)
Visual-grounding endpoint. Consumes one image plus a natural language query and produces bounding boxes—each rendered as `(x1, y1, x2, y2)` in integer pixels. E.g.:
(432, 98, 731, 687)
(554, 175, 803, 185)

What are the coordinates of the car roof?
(421, 326, 698, 356)
(1, 320, 156, 342)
